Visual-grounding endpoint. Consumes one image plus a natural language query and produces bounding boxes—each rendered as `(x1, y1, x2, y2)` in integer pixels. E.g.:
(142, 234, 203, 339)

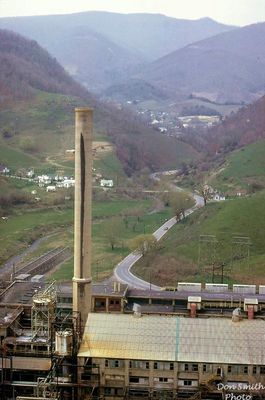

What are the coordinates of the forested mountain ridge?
(0, 29, 89, 102)
(206, 94, 265, 154)
(136, 22, 265, 103)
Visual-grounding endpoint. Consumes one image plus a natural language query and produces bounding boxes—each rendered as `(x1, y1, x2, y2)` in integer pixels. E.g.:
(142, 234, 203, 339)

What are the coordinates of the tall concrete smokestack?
(73, 108, 93, 328)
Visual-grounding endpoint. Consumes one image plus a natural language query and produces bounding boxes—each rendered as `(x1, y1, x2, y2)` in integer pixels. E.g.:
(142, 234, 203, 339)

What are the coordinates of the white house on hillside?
(100, 179, 114, 188)
(63, 179, 75, 188)
(46, 185, 56, 192)
(214, 194, 226, 201)
(38, 175, 51, 185)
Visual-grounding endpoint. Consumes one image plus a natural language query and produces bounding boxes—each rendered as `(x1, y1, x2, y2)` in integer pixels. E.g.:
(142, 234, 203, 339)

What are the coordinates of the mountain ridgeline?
(1, 12, 265, 103)
(0, 28, 199, 175)
(0, 12, 235, 95)
(136, 22, 265, 103)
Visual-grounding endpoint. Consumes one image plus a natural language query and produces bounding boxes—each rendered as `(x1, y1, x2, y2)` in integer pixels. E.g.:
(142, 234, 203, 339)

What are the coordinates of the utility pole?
(199, 234, 251, 283)
(198, 235, 218, 277)
(231, 236, 251, 269)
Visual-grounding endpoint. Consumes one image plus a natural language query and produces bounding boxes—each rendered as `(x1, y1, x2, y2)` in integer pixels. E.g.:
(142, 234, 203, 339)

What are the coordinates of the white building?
(38, 175, 51, 185)
(27, 170, 34, 178)
(46, 185, 56, 192)
(213, 194, 226, 201)
(100, 179, 114, 188)
(63, 179, 75, 189)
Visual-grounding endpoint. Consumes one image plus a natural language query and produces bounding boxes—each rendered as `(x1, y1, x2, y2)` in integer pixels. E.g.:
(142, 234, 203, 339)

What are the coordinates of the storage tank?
(55, 329, 73, 356)
(233, 284, 256, 294)
(177, 282, 202, 292)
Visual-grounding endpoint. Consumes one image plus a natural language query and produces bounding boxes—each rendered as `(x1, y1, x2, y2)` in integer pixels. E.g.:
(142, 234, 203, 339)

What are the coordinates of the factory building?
(0, 109, 265, 400)
(1, 279, 265, 399)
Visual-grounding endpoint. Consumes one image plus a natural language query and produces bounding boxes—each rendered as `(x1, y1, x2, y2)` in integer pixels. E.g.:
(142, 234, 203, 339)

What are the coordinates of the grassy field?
(137, 97, 239, 116)
(132, 191, 265, 286)
(0, 197, 174, 281)
(0, 207, 74, 265)
(0, 144, 42, 170)
(52, 200, 173, 281)
(209, 139, 265, 193)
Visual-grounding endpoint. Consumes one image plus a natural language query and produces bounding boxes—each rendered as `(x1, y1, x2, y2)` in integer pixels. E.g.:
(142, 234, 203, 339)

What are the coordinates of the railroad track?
(0, 247, 72, 282)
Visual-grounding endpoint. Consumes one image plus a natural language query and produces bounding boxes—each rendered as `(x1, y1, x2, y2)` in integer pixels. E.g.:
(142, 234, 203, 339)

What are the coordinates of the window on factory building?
(105, 359, 124, 368)
(203, 364, 213, 373)
(104, 388, 112, 395)
(110, 299, 120, 305)
(179, 363, 197, 372)
(260, 366, 265, 374)
(129, 376, 149, 384)
(253, 366, 257, 374)
(59, 296, 72, 304)
(130, 361, 149, 369)
(104, 388, 124, 396)
(109, 299, 121, 311)
(130, 377, 140, 383)
(95, 298, 106, 310)
(153, 362, 174, 370)
(184, 380, 192, 386)
(227, 365, 248, 375)
(81, 371, 91, 381)
(153, 377, 173, 383)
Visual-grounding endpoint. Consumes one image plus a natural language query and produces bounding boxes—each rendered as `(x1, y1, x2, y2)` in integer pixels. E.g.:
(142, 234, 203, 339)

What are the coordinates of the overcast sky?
(0, 0, 264, 26)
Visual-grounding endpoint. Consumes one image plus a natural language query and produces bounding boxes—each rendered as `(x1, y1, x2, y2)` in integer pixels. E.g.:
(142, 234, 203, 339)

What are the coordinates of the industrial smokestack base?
(73, 108, 93, 329)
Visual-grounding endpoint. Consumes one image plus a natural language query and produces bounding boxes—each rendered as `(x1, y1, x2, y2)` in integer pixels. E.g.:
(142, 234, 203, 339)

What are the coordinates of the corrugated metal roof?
(78, 313, 265, 365)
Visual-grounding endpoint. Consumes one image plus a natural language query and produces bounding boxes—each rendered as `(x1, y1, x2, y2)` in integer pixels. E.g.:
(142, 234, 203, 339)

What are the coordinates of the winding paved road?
(114, 177, 204, 289)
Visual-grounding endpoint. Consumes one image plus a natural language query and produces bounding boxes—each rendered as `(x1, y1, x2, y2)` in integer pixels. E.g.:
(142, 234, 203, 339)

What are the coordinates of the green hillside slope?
(132, 191, 265, 286)
(209, 139, 265, 193)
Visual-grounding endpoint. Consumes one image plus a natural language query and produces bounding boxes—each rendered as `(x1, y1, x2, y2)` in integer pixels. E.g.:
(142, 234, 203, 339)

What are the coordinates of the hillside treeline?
(0, 29, 89, 101)
(206, 95, 265, 155)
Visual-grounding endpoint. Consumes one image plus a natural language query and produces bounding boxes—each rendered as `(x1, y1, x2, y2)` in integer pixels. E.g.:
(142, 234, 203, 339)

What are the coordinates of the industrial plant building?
(1, 109, 265, 400)
(1, 279, 265, 399)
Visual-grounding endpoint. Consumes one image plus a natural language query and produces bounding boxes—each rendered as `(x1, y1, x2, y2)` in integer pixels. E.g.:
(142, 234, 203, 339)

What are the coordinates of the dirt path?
(45, 156, 74, 170)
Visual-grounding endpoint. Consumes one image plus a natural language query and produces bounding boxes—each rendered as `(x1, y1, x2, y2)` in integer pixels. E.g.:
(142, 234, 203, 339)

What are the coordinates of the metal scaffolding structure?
(31, 282, 57, 341)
